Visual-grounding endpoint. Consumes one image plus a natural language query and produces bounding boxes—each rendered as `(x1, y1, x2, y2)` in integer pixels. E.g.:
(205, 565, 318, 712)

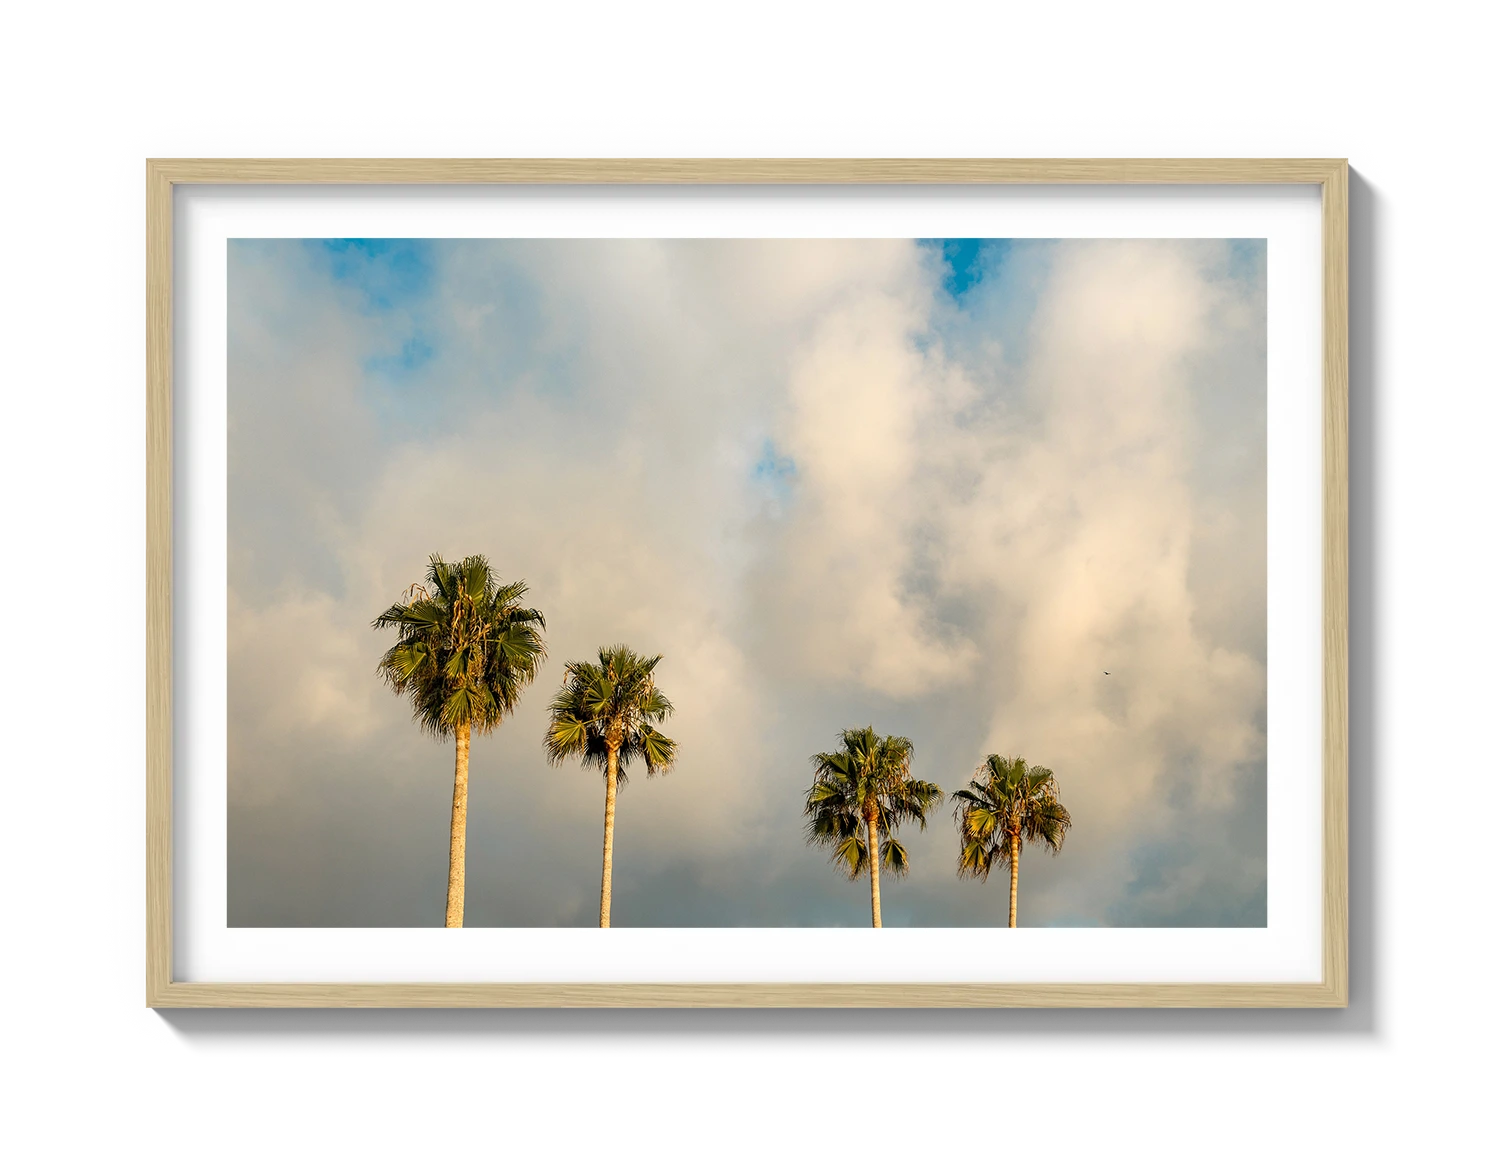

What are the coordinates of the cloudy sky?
(227, 235, 1266, 928)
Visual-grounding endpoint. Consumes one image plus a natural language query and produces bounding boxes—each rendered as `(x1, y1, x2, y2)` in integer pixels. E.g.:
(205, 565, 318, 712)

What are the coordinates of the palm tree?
(952, 755, 1071, 927)
(373, 554, 547, 928)
(543, 645, 678, 928)
(804, 727, 942, 927)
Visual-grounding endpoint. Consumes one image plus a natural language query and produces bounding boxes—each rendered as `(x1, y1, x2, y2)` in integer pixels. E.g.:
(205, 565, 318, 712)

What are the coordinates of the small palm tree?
(373, 554, 547, 928)
(804, 727, 942, 927)
(544, 645, 678, 928)
(952, 755, 1071, 927)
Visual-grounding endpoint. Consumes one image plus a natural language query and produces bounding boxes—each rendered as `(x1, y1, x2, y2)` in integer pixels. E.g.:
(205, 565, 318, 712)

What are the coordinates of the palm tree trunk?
(1008, 830, 1020, 928)
(599, 747, 619, 928)
(445, 722, 471, 928)
(867, 811, 882, 928)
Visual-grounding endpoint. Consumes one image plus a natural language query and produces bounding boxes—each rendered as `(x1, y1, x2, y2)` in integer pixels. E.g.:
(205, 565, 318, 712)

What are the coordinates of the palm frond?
(956, 836, 996, 880)
(880, 837, 910, 877)
(634, 725, 679, 775)
(831, 832, 869, 878)
(963, 805, 1000, 839)
(508, 605, 546, 629)
(1027, 796, 1072, 852)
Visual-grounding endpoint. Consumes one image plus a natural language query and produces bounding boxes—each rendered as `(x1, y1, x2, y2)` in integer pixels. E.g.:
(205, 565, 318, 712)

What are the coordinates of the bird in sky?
(1103, 671, 1110, 675)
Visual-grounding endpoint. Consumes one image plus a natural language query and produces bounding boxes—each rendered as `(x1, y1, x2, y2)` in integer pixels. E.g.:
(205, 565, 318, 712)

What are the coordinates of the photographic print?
(226, 235, 1268, 932)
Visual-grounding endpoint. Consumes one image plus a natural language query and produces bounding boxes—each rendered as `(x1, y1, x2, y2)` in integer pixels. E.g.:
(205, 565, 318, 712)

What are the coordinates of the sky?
(227, 235, 1267, 928)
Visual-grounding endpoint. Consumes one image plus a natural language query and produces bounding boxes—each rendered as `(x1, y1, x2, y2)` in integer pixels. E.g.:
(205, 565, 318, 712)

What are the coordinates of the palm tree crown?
(804, 726, 942, 926)
(374, 553, 547, 737)
(543, 645, 678, 781)
(952, 754, 1071, 927)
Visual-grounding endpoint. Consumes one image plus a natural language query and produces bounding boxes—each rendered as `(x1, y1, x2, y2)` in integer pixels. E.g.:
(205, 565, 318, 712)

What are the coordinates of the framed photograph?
(147, 159, 1347, 1008)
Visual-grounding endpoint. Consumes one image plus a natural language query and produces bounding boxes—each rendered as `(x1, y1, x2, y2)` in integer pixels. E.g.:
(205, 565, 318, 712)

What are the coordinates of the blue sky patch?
(752, 439, 797, 500)
(364, 332, 435, 377)
(313, 239, 435, 312)
(921, 238, 1012, 300)
(1226, 238, 1267, 285)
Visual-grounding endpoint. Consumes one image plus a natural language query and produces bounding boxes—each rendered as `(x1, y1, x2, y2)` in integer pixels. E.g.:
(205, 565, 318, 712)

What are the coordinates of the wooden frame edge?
(144, 157, 1347, 186)
(146, 159, 1350, 1009)
(146, 160, 174, 1007)
(1321, 161, 1350, 1007)
(148, 980, 1346, 1009)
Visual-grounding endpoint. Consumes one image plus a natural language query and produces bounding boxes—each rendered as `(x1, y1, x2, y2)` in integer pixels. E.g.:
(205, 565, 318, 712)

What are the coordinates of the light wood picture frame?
(147, 158, 1348, 1008)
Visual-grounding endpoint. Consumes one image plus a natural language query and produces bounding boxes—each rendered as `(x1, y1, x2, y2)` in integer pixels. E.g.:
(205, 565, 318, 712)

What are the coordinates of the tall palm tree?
(952, 754, 1071, 927)
(804, 727, 942, 927)
(543, 645, 678, 928)
(373, 554, 547, 928)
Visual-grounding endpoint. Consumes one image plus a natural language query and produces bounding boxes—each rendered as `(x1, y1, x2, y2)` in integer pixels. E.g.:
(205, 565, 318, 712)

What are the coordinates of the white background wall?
(0, 2, 1493, 1165)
